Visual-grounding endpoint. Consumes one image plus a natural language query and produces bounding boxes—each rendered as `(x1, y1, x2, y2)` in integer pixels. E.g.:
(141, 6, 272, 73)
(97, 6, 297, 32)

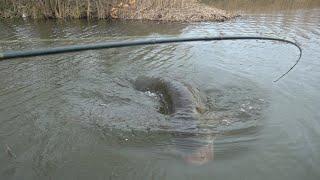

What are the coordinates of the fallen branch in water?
(5, 144, 16, 159)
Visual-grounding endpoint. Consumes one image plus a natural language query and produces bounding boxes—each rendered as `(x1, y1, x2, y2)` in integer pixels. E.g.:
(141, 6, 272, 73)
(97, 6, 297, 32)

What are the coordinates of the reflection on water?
(1, 0, 320, 179)
(203, 0, 320, 12)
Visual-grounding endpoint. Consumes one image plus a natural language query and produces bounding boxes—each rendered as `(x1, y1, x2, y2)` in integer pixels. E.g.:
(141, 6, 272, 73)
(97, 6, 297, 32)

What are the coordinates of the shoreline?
(0, 0, 239, 22)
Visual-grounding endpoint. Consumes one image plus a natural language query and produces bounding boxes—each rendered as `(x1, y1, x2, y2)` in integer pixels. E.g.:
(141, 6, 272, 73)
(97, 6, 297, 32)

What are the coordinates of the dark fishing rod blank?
(0, 36, 302, 82)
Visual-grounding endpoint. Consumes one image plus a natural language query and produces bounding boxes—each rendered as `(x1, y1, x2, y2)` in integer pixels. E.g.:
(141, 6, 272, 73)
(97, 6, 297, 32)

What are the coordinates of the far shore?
(0, 0, 239, 22)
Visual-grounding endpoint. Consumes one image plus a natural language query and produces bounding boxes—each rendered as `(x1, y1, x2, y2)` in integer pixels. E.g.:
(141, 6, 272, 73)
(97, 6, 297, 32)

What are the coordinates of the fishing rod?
(0, 36, 302, 82)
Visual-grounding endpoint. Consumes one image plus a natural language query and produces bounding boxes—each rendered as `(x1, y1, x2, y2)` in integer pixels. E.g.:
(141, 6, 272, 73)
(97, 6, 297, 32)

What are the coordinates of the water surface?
(0, 1, 320, 179)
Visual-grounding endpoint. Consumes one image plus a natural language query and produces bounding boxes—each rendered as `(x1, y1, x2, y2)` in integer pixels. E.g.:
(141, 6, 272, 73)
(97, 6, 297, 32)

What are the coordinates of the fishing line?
(0, 36, 302, 82)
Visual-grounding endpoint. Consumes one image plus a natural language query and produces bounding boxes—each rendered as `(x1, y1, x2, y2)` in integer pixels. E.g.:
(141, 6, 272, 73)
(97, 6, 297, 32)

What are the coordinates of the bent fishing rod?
(0, 36, 302, 82)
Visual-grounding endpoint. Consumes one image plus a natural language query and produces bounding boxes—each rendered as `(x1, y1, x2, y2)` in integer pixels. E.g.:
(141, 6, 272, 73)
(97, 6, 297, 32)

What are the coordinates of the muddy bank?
(0, 0, 237, 22)
(111, 0, 238, 22)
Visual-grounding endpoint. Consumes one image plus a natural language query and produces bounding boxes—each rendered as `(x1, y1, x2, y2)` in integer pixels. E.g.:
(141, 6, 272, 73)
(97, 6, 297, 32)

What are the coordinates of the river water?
(0, 1, 320, 179)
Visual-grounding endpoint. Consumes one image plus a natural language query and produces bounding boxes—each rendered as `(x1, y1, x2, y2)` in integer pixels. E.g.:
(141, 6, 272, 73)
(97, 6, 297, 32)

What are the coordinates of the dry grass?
(0, 0, 236, 22)
(114, 0, 237, 22)
(0, 0, 108, 19)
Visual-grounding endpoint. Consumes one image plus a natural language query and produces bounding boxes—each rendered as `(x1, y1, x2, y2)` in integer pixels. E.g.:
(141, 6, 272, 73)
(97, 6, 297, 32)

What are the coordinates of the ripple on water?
(1, 7, 320, 177)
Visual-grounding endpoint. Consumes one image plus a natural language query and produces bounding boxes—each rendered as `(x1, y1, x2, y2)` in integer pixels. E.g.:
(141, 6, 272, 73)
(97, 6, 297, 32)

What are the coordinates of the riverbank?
(0, 0, 238, 22)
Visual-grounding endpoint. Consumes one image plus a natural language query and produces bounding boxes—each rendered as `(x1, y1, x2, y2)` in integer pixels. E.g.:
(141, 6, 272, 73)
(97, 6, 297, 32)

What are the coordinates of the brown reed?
(0, 0, 235, 21)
